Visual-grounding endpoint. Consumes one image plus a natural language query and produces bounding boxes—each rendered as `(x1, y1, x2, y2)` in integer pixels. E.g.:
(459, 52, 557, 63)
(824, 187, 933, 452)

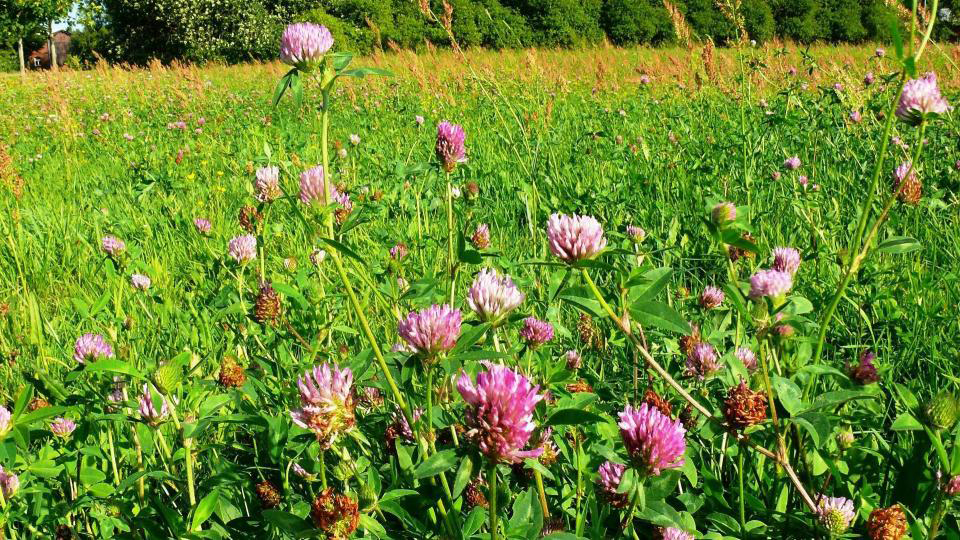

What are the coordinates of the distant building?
(28, 31, 71, 69)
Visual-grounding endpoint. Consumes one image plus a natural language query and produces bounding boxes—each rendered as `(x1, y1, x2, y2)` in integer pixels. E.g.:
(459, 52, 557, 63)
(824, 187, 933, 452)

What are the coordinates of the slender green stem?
(107, 423, 121, 486)
(928, 492, 947, 539)
(446, 174, 457, 306)
(738, 448, 746, 529)
(488, 462, 498, 540)
(319, 449, 327, 490)
(426, 368, 435, 448)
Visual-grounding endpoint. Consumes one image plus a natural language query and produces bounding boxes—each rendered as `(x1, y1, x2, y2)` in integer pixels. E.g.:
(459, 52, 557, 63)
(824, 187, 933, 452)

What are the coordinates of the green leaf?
(452, 455, 474, 499)
(317, 237, 365, 264)
(772, 376, 804, 416)
(877, 236, 921, 254)
(16, 405, 67, 427)
(546, 408, 607, 426)
(340, 67, 394, 78)
(891, 412, 923, 431)
(414, 449, 458, 479)
(83, 359, 145, 380)
(626, 267, 673, 302)
(272, 68, 299, 107)
(191, 489, 220, 531)
(628, 301, 691, 334)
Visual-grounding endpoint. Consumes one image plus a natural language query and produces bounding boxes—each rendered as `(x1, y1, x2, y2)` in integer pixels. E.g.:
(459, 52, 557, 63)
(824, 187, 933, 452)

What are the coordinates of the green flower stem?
(446, 173, 458, 306)
(533, 465, 550, 518)
(738, 448, 746, 529)
(152, 384, 196, 510)
(928, 492, 947, 540)
(581, 267, 819, 512)
(319, 449, 327, 490)
(489, 462, 499, 540)
(426, 368, 435, 450)
(107, 422, 121, 486)
(807, 118, 925, 399)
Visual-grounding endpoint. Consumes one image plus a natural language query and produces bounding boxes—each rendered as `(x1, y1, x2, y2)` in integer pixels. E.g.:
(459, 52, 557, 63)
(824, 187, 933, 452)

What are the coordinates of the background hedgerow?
(1, 17, 960, 539)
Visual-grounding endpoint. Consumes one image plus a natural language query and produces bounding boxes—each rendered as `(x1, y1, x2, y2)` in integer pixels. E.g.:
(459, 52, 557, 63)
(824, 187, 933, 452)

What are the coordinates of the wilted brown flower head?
(643, 388, 673, 418)
(310, 489, 360, 539)
(255, 480, 282, 509)
(219, 356, 246, 388)
(867, 504, 908, 540)
(724, 380, 768, 431)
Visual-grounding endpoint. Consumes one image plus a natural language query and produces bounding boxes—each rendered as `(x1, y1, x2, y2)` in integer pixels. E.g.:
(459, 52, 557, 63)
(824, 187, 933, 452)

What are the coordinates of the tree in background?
(1, 0, 70, 73)
(601, 0, 674, 46)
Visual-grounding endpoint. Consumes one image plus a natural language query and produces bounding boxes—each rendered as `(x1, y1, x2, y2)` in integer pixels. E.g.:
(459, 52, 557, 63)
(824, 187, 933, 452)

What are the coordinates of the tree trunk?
(48, 20, 57, 71)
(17, 38, 25, 74)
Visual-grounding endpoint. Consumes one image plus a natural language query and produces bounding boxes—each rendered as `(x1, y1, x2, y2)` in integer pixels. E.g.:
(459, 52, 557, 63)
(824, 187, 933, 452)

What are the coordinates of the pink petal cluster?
(397, 305, 462, 357)
(686, 342, 722, 379)
(546, 213, 607, 262)
(193, 218, 211, 234)
(467, 268, 524, 323)
(659, 528, 694, 540)
(280, 23, 333, 71)
(735, 347, 757, 371)
(520, 316, 554, 347)
(0, 467, 19, 499)
(893, 161, 917, 188)
(617, 403, 686, 476)
(626, 225, 646, 242)
(943, 474, 960, 496)
(784, 156, 802, 170)
(74, 333, 114, 364)
(290, 364, 356, 446)
(228, 235, 257, 263)
(390, 243, 408, 260)
(436, 121, 467, 172)
(748, 269, 793, 299)
(299, 165, 329, 205)
(457, 363, 544, 463)
(130, 273, 151, 290)
(897, 72, 952, 125)
(255, 166, 281, 202)
(816, 495, 856, 535)
(139, 384, 169, 424)
(101, 235, 126, 256)
(699, 286, 724, 309)
(50, 417, 76, 438)
(771, 247, 801, 275)
(597, 461, 627, 503)
(564, 350, 582, 370)
(0, 406, 11, 437)
(711, 202, 736, 225)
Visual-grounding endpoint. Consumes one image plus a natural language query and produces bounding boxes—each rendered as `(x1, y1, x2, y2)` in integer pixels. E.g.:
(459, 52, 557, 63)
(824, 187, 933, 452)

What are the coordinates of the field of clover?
(5, 5, 960, 540)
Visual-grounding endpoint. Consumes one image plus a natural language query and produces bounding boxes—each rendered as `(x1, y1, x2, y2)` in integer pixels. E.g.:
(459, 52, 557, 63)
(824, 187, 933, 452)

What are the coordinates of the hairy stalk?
(488, 462, 499, 540)
(738, 448, 746, 528)
(446, 174, 457, 305)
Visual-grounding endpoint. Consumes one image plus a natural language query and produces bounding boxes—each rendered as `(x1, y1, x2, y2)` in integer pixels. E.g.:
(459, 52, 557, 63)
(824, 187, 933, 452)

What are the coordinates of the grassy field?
(1, 41, 960, 538)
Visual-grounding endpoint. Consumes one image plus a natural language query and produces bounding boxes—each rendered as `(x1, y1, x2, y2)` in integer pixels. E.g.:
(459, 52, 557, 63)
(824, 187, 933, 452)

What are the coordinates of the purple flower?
(897, 72, 952, 125)
(565, 350, 582, 370)
(771, 171, 782, 181)
(50, 417, 76, 438)
(848, 350, 879, 385)
(228, 235, 257, 263)
(711, 202, 736, 226)
(833, 82, 843, 92)
(944, 474, 960, 496)
(816, 495, 855, 535)
(471, 223, 490, 249)
(617, 403, 686, 476)
(0, 406, 11, 437)
(290, 363, 355, 445)
(699, 286, 724, 309)
(467, 268, 524, 324)
(389, 243, 408, 260)
(139, 384, 169, 425)
(546, 213, 607, 262)
(787, 66, 797, 76)
(849, 110, 862, 123)
(735, 347, 757, 371)
(748, 269, 793, 299)
(101, 235, 126, 257)
(686, 342, 722, 379)
(639, 74, 651, 85)
(292, 463, 316, 480)
(660, 528, 694, 540)
(626, 225, 646, 242)
(130, 274, 151, 290)
(893, 161, 917, 188)
(74, 333, 114, 364)
(0, 467, 19, 499)
(784, 156, 801, 170)
(255, 166, 281, 202)
(876, 47, 885, 58)
(864, 72, 875, 86)
(772, 247, 801, 275)
(388, 406, 423, 445)
(436, 121, 467, 172)
(798, 175, 809, 187)
(193, 218, 211, 234)
(457, 363, 544, 463)
(123, 133, 134, 141)
(197, 117, 206, 126)
(299, 165, 328, 205)
(280, 23, 333, 71)
(520, 316, 554, 347)
(597, 461, 627, 505)
(397, 305, 462, 357)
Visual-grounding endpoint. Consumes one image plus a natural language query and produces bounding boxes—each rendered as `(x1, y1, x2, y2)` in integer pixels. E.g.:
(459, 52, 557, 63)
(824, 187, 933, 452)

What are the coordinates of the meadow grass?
(0, 42, 958, 537)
